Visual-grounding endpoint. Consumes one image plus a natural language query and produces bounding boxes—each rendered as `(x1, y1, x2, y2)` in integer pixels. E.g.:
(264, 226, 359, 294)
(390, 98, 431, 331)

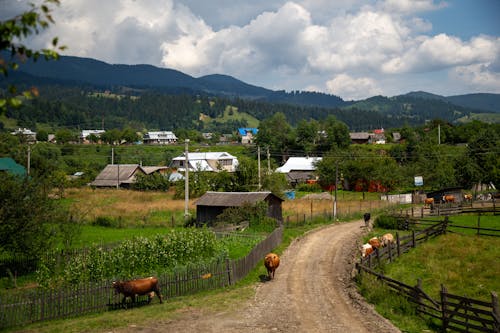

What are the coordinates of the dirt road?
(115, 220, 401, 332)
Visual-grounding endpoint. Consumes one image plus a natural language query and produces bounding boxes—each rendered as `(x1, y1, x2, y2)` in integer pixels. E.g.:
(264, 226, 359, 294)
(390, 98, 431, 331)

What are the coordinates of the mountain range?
(2, 53, 499, 126)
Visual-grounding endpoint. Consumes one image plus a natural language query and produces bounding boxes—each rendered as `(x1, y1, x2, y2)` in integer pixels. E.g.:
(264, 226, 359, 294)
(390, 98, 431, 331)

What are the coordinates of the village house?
(238, 128, 258, 144)
(80, 129, 106, 143)
(90, 164, 146, 188)
(195, 191, 283, 225)
(143, 131, 178, 145)
(169, 152, 239, 172)
(275, 157, 322, 187)
(11, 128, 36, 143)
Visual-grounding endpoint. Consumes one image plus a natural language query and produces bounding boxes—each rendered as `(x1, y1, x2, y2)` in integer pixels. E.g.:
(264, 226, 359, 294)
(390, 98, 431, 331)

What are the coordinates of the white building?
(11, 128, 37, 142)
(143, 131, 178, 144)
(170, 152, 239, 172)
(81, 129, 106, 142)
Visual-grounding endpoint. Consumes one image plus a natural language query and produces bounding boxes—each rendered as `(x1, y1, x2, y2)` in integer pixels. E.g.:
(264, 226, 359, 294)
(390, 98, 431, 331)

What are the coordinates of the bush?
(37, 228, 226, 285)
(132, 173, 170, 191)
(374, 214, 399, 229)
(91, 216, 123, 228)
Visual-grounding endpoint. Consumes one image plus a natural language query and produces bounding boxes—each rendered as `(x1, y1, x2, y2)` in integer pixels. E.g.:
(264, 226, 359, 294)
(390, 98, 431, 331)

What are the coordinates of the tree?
(317, 116, 350, 151)
(255, 112, 293, 163)
(295, 119, 319, 155)
(0, 174, 72, 258)
(0, 0, 65, 112)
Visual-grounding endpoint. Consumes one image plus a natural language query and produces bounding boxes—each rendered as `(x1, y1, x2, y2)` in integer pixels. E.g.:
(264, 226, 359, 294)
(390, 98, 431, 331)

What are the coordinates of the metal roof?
(195, 191, 283, 207)
(90, 164, 145, 187)
(276, 157, 322, 173)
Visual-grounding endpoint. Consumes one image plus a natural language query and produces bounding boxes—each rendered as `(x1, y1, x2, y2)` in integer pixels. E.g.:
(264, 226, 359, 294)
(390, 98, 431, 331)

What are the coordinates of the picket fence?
(357, 218, 499, 333)
(0, 227, 283, 329)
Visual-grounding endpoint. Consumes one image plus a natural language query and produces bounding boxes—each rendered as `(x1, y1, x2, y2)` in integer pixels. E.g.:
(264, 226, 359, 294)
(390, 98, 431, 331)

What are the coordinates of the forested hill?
(1, 53, 498, 130)
(3, 53, 345, 108)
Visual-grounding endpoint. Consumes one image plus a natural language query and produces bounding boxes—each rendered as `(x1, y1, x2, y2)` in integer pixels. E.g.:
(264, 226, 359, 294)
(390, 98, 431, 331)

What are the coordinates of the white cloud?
(326, 74, 382, 100)
(381, 0, 448, 14)
(451, 64, 500, 93)
(2, 0, 499, 99)
(382, 34, 500, 73)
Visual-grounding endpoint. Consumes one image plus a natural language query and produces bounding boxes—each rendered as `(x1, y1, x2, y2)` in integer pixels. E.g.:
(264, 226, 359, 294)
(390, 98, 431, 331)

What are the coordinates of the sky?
(1, 0, 499, 100)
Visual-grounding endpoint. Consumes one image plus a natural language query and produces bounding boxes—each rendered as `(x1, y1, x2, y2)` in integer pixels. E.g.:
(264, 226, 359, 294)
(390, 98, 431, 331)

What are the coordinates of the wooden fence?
(357, 218, 500, 332)
(0, 226, 283, 329)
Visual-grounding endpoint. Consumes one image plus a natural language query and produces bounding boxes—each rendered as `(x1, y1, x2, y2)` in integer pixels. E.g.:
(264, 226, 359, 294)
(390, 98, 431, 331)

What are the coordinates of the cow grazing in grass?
(464, 193, 472, 202)
(424, 198, 434, 207)
(380, 233, 394, 247)
(368, 236, 382, 249)
(112, 276, 163, 308)
(264, 253, 280, 280)
(361, 243, 374, 258)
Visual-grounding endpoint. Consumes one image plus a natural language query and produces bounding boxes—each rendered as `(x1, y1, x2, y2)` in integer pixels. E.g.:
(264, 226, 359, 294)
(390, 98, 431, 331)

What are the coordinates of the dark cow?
(363, 212, 371, 227)
(112, 276, 163, 308)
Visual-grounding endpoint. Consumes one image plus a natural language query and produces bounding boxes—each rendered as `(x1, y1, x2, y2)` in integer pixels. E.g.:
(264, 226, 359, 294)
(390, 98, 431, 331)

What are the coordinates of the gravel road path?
(113, 220, 401, 332)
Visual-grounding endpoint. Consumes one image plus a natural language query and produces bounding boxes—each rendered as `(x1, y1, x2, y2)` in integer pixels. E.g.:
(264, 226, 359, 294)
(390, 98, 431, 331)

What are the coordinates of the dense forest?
(2, 82, 487, 135)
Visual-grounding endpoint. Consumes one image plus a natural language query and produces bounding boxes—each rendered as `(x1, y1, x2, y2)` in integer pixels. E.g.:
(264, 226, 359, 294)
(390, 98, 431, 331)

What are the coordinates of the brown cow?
(443, 195, 455, 203)
(424, 198, 434, 207)
(368, 236, 382, 249)
(112, 276, 163, 308)
(264, 253, 280, 280)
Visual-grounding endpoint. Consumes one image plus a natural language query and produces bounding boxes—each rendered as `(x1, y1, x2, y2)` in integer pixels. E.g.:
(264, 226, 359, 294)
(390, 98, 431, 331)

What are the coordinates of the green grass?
(5, 216, 336, 333)
(359, 215, 500, 332)
(68, 225, 170, 248)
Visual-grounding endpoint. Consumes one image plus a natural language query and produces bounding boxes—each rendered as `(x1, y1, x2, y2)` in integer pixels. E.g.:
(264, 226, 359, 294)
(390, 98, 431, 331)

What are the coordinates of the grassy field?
(359, 213, 500, 332)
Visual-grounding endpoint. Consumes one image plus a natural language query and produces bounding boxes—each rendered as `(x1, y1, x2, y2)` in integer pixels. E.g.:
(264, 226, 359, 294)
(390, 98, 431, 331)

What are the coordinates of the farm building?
(195, 191, 284, 225)
(90, 164, 146, 188)
(238, 128, 258, 144)
(170, 152, 239, 172)
(142, 131, 178, 144)
(349, 132, 370, 144)
(276, 157, 322, 187)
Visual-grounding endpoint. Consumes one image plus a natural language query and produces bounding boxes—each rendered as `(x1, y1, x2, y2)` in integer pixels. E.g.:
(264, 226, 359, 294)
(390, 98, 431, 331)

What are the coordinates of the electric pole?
(334, 160, 338, 221)
(258, 146, 261, 190)
(184, 139, 190, 220)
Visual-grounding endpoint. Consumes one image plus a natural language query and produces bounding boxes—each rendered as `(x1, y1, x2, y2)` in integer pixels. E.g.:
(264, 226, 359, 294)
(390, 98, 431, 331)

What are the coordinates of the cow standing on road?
(363, 212, 371, 228)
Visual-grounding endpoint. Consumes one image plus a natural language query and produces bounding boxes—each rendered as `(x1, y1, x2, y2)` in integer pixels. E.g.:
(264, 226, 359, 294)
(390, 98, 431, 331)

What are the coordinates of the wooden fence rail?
(357, 265, 499, 332)
(357, 214, 499, 332)
(0, 227, 283, 329)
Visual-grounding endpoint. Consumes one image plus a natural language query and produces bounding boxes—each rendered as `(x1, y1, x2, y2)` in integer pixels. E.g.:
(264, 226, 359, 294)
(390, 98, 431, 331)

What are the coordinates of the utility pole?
(111, 148, 114, 165)
(27, 144, 31, 176)
(116, 163, 120, 189)
(438, 124, 441, 145)
(267, 147, 271, 174)
(257, 146, 261, 190)
(334, 160, 338, 221)
(184, 139, 190, 220)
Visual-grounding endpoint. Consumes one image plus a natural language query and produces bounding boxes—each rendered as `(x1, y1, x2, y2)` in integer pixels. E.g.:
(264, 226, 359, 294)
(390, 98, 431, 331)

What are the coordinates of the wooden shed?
(195, 191, 284, 225)
(89, 164, 146, 188)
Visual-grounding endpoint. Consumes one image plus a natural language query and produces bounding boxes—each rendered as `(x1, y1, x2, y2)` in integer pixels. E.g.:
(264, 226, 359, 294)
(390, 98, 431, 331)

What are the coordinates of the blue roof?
(238, 128, 258, 135)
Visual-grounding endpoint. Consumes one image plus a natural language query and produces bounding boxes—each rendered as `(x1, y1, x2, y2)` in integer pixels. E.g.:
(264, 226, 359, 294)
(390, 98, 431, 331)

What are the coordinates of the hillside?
(1, 53, 499, 129)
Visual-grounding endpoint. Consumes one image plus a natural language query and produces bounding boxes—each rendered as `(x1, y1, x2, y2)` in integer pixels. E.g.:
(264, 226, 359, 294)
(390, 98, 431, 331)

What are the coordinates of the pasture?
(360, 213, 500, 332)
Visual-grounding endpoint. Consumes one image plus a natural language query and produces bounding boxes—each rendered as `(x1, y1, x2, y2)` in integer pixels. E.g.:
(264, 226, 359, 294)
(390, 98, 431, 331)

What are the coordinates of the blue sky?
(1, 0, 499, 100)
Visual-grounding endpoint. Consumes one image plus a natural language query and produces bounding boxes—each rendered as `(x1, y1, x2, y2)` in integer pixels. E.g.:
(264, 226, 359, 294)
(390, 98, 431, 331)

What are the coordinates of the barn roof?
(195, 191, 283, 207)
(275, 157, 322, 173)
(90, 164, 145, 187)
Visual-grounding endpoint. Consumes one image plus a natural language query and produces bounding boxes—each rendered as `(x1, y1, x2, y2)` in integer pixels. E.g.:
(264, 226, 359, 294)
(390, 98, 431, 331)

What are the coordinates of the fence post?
(492, 292, 499, 333)
(225, 258, 232, 286)
(477, 213, 481, 236)
(396, 232, 401, 257)
(415, 278, 422, 315)
(443, 216, 448, 234)
(171, 215, 175, 228)
(412, 230, 416, 248)
(388, 241, 393, 262)
(441, 284, 448, 332)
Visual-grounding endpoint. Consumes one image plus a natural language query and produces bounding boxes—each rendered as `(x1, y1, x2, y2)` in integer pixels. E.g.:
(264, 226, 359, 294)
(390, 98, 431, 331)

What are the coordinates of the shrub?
(374, 214, 399, 229)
